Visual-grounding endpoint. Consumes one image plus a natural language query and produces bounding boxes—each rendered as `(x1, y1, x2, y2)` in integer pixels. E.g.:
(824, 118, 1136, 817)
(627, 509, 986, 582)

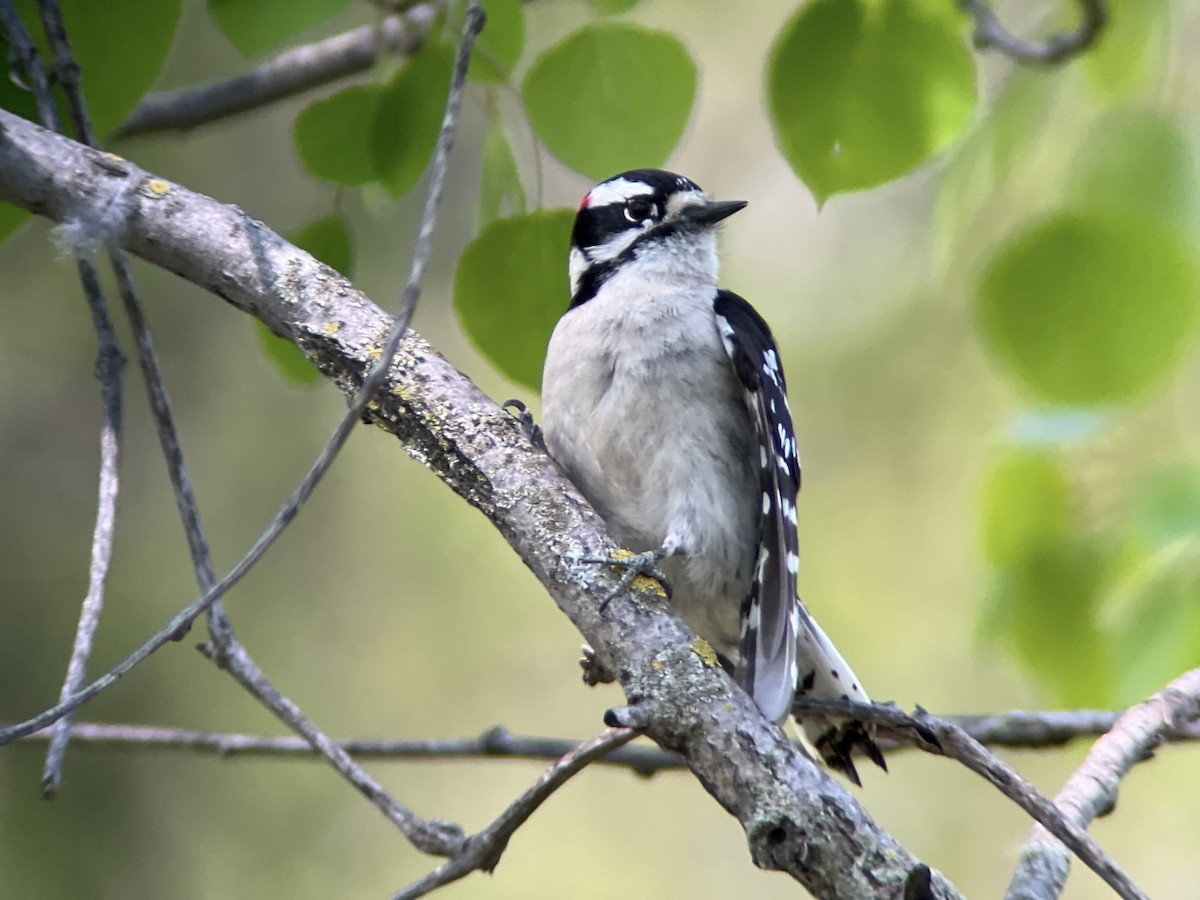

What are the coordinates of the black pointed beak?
(681, 199, 747, 227)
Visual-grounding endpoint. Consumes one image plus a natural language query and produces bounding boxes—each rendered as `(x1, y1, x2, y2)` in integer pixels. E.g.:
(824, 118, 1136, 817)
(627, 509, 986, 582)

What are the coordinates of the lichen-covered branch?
(0, 107, 959, 898)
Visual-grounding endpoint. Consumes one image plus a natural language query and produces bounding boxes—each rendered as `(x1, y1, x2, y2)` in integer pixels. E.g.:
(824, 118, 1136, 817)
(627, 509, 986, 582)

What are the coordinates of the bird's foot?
(569, 548, 673, 609)
(502, 399, 546, 452)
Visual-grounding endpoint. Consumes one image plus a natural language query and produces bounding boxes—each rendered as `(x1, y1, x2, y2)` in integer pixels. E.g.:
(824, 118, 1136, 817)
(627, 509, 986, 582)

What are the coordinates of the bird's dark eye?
(624, 198, 658, 223)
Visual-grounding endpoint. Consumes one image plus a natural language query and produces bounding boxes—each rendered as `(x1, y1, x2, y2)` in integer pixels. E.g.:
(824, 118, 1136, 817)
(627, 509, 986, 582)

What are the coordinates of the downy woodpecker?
(541, 169, 884, 783)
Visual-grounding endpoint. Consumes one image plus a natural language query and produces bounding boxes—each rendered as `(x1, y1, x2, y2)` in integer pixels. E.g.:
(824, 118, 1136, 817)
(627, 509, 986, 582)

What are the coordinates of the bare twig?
(0, 0, 58, 128)
(1006, 668, 1200, 900)
(1, 0, 128, 798)
(0, 0, 483, 752)
(213, 639, 467, 854)
(17, 707, 1200, 770)
(932, 708, 1200, 748)
(0, 108, 961, 898)
(36, 0, 97, 143)
(5, 0, 484, 859)
(393, 728, 638, 899)
(115, 5, 438, 139)
(960, 0, 1108, 64)
(40, 257, 124, 798)
(792, 698, 1148, 900)
(15, 722, 670, 769)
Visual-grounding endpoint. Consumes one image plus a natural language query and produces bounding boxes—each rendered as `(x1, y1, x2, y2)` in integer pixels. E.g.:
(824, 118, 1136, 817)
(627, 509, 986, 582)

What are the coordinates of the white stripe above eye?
(585, 178, 656, 208)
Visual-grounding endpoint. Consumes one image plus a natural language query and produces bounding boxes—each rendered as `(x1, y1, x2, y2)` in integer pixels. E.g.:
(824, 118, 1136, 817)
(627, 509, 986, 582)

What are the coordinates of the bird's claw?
(569, 549, 673, 609)
(502, 398, 546, 452)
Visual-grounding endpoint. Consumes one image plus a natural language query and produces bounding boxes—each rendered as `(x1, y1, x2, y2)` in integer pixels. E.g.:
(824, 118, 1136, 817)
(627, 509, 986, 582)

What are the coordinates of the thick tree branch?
(115, 5, 438, 139)
(960, 0, 1107, 64)
(1006, 668, 1200, 900)
(0, 108, 959, 898)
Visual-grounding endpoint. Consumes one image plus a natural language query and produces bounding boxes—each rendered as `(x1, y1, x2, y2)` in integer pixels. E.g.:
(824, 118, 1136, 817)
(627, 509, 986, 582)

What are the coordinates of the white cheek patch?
(585, 178, 657, 208)
(568, 246, 589, 297)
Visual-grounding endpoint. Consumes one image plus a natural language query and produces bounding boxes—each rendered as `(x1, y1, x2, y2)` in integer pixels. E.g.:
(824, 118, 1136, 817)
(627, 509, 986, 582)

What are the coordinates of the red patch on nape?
(578, 194, 591, 210)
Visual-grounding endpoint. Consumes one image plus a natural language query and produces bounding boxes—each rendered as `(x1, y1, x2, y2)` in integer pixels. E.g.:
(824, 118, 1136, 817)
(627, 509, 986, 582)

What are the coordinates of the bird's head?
(569, 169, 746, 308)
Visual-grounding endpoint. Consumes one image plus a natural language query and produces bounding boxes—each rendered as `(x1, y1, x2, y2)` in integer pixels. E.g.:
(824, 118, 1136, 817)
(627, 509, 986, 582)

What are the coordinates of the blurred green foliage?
(454, 209, 574, 389)
(0, 0, 181, 135)
(3, 0, 1200, 897)
(522, 22, 697, 180)
(767, 0, 976, 204)
(210, 0, 354, 57)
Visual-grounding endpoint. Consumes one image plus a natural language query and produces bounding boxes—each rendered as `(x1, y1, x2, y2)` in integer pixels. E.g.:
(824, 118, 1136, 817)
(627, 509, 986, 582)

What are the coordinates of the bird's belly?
(570, 359, 758, 657)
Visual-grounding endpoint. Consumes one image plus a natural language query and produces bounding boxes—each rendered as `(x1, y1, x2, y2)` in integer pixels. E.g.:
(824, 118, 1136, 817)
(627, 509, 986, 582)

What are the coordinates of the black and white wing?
(713, 289, 801, 724)
(714, 289, 885, 784)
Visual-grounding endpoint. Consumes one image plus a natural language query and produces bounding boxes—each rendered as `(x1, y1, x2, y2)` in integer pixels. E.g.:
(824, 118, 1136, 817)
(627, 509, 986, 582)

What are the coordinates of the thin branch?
(36, 0, 97, 143)
(115, 5, 438, 139)
(0, 0, 58, 128)
(211, 638, 467, 854)
(935, 709, 1200, 748)
(16, 707, 1200, 769)
(4, 0, 484, 860)
(0, 0, 482, 752)
(91, 43, 460, 870)
(1006, 668, 1200, 900)
(41, 254, 123, 797)
(1, 0, 128, 798)
(0, 108, 961, 898)
(960, 0, 1108, 65)
(793, 698, 1148, 900)
(15, 722, 670, 769)
(393, 728, 639, 900)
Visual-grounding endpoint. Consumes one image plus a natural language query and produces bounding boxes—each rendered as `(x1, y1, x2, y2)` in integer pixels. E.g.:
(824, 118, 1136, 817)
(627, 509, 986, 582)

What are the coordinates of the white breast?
(541, 270, 758, 656)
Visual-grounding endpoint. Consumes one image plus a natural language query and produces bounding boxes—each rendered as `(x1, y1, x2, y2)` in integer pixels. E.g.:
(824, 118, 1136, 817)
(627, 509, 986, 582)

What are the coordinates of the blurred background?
(2, 0, 1199, 897)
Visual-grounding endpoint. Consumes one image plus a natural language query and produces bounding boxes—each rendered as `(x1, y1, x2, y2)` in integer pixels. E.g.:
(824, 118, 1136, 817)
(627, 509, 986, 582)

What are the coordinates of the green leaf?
(1107, 537, 1200, 705)
(255, 320, 322, 386)
(522, 24, 696, 180)
(1083, 0, 1169, 98)
(454, 209, 574, 389)
(209, 0, 353, 58)
(1131, 465, 1200, 552)
(587, 0, 641, 13)
(768, 0, 976, 203)
(980, 451, 1072, 567)
(291, 214, 354, 276)
(1003, 539, 1115, 706)
(294, 85, 381, 186)
(371, 43, 454, 198)
(467, 0, 524, 84)
(478, 123, 526, 227)
(1065, 109, 1197, 235)
(935, 69, 1056, 263)
(0, 0, 181, 137)
(977, 214, 1200, 405)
